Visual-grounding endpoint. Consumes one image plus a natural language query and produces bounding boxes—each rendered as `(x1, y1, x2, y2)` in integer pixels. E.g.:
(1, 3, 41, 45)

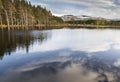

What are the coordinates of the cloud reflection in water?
(1, 29, 120, 82)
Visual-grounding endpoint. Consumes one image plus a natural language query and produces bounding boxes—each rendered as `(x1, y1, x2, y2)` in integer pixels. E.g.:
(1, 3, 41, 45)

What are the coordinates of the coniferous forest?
(0, 0, 63, 28)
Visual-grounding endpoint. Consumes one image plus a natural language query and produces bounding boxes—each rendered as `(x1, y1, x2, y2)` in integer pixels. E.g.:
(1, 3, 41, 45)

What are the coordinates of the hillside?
(62, 15, 120, 26)
(61, 15, 105, 21)
(0, 0, 63, 28)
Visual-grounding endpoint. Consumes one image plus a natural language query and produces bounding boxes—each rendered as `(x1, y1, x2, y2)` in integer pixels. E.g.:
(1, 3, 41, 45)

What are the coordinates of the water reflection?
(0, 29, 51, 59)
(0, 28, 120, 82)
(1, 49, 120, 82)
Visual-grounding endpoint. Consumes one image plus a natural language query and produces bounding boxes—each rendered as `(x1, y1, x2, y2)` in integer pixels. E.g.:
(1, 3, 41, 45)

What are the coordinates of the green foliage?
(66, 19, 120, 26)
(52, 16, 64, 23)
(0, 0, 63, 26)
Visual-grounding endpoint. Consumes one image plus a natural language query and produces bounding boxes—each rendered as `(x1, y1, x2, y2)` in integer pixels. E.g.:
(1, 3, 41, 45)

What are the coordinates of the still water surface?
(0, 28, 120, 82)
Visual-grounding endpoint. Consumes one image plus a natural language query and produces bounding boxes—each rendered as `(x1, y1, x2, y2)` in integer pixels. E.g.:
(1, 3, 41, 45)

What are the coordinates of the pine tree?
(0, 0, 63, 28)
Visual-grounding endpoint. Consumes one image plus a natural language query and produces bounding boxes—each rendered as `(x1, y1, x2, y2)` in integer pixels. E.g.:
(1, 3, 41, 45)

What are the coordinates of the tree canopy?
(0, 0, 63, 27)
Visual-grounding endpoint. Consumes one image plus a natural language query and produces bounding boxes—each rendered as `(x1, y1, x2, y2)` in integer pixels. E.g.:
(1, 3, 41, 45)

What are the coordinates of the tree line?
(0, 0, 63, 28)
(66, 19, 120, 26)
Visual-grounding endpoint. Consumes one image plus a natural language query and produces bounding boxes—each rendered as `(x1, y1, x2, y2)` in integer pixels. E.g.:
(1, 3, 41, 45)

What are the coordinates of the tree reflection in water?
(0, 29, 51, 59)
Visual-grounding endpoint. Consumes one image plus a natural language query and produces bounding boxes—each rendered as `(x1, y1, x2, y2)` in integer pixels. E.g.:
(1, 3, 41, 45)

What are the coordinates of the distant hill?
(62, 15, 120, 26)
(61, 15, 106, 21)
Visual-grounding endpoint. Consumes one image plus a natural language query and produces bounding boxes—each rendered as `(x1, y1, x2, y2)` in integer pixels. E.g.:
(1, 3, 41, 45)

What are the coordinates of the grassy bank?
(0, 24, 120, 30)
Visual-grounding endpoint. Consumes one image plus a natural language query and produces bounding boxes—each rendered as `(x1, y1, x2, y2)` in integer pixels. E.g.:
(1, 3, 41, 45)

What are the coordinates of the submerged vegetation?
(0, 0, 63, 28)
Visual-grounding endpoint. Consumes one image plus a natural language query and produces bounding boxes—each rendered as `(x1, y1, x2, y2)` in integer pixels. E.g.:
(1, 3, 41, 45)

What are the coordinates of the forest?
(0, 0, 63, 28)
(66, 19, 120, 26)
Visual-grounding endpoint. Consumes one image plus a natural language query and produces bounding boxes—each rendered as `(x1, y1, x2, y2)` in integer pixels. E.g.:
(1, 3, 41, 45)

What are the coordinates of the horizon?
(28, 0, 120, 20)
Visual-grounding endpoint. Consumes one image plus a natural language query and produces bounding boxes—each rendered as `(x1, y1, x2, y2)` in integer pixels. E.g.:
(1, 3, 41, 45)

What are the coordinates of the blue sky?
(28, 0, 120, 19)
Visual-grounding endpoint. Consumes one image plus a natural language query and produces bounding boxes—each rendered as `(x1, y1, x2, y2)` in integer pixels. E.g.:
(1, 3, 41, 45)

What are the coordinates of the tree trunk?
(25, 10, 28, 26)
(4, 10, 10, 30)
(0, 14, 2, 26)
(10, 10, 13, 26)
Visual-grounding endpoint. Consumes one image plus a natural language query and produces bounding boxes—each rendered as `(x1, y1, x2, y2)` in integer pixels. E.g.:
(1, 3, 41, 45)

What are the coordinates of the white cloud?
(114, 59, 120, 67)
(53, 0, 116, 8)
(29, 0, 120, 19)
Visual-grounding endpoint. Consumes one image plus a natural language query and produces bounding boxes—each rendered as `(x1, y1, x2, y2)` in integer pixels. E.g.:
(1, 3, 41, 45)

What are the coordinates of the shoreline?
(0, 24, 120, 29)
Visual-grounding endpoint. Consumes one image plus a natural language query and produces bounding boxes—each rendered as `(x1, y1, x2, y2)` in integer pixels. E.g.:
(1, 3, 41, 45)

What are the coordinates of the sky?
(28, 0, 120, 19)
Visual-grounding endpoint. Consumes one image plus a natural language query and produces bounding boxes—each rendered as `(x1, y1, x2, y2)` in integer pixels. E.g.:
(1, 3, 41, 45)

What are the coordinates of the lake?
(0, 28, 120, 82)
